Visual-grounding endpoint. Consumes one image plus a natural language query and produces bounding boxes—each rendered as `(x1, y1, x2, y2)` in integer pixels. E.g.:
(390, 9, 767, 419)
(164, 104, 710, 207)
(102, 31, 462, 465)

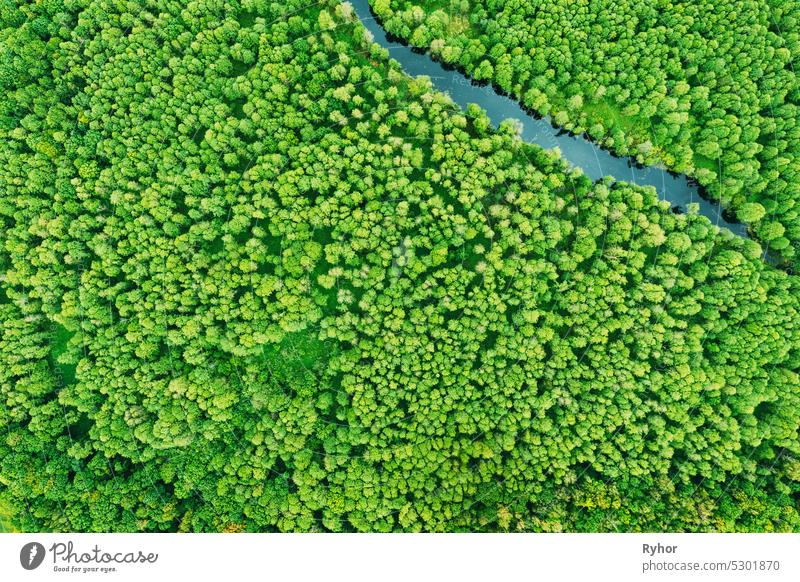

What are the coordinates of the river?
(348, 0, 754, 241)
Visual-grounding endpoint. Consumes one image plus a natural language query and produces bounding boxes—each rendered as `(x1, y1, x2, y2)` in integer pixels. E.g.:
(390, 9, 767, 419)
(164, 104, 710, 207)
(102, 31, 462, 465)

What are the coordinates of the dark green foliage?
(0, 0, 798, 532)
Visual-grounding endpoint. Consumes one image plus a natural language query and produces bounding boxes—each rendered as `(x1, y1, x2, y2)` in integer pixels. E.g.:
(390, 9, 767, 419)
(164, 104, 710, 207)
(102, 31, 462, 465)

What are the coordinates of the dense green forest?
(1, 0, 799, 532)
(372, 0, 800, 266)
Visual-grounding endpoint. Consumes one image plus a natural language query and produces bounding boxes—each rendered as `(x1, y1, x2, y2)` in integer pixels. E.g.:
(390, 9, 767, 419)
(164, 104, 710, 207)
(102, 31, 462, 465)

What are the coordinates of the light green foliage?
(0, 0, 798, 533)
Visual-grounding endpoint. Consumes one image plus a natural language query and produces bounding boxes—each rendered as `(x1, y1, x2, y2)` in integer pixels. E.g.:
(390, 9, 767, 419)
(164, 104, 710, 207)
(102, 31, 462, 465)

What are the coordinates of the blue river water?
(348, 0, 752, 241)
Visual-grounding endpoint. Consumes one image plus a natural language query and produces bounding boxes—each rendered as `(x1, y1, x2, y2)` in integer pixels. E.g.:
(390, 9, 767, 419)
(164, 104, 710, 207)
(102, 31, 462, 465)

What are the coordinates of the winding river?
(349, 0, 753, 241)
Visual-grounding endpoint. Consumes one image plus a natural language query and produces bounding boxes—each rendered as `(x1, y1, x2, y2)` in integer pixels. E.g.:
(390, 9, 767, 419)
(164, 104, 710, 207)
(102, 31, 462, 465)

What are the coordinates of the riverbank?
(348, 0, 788, 268)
